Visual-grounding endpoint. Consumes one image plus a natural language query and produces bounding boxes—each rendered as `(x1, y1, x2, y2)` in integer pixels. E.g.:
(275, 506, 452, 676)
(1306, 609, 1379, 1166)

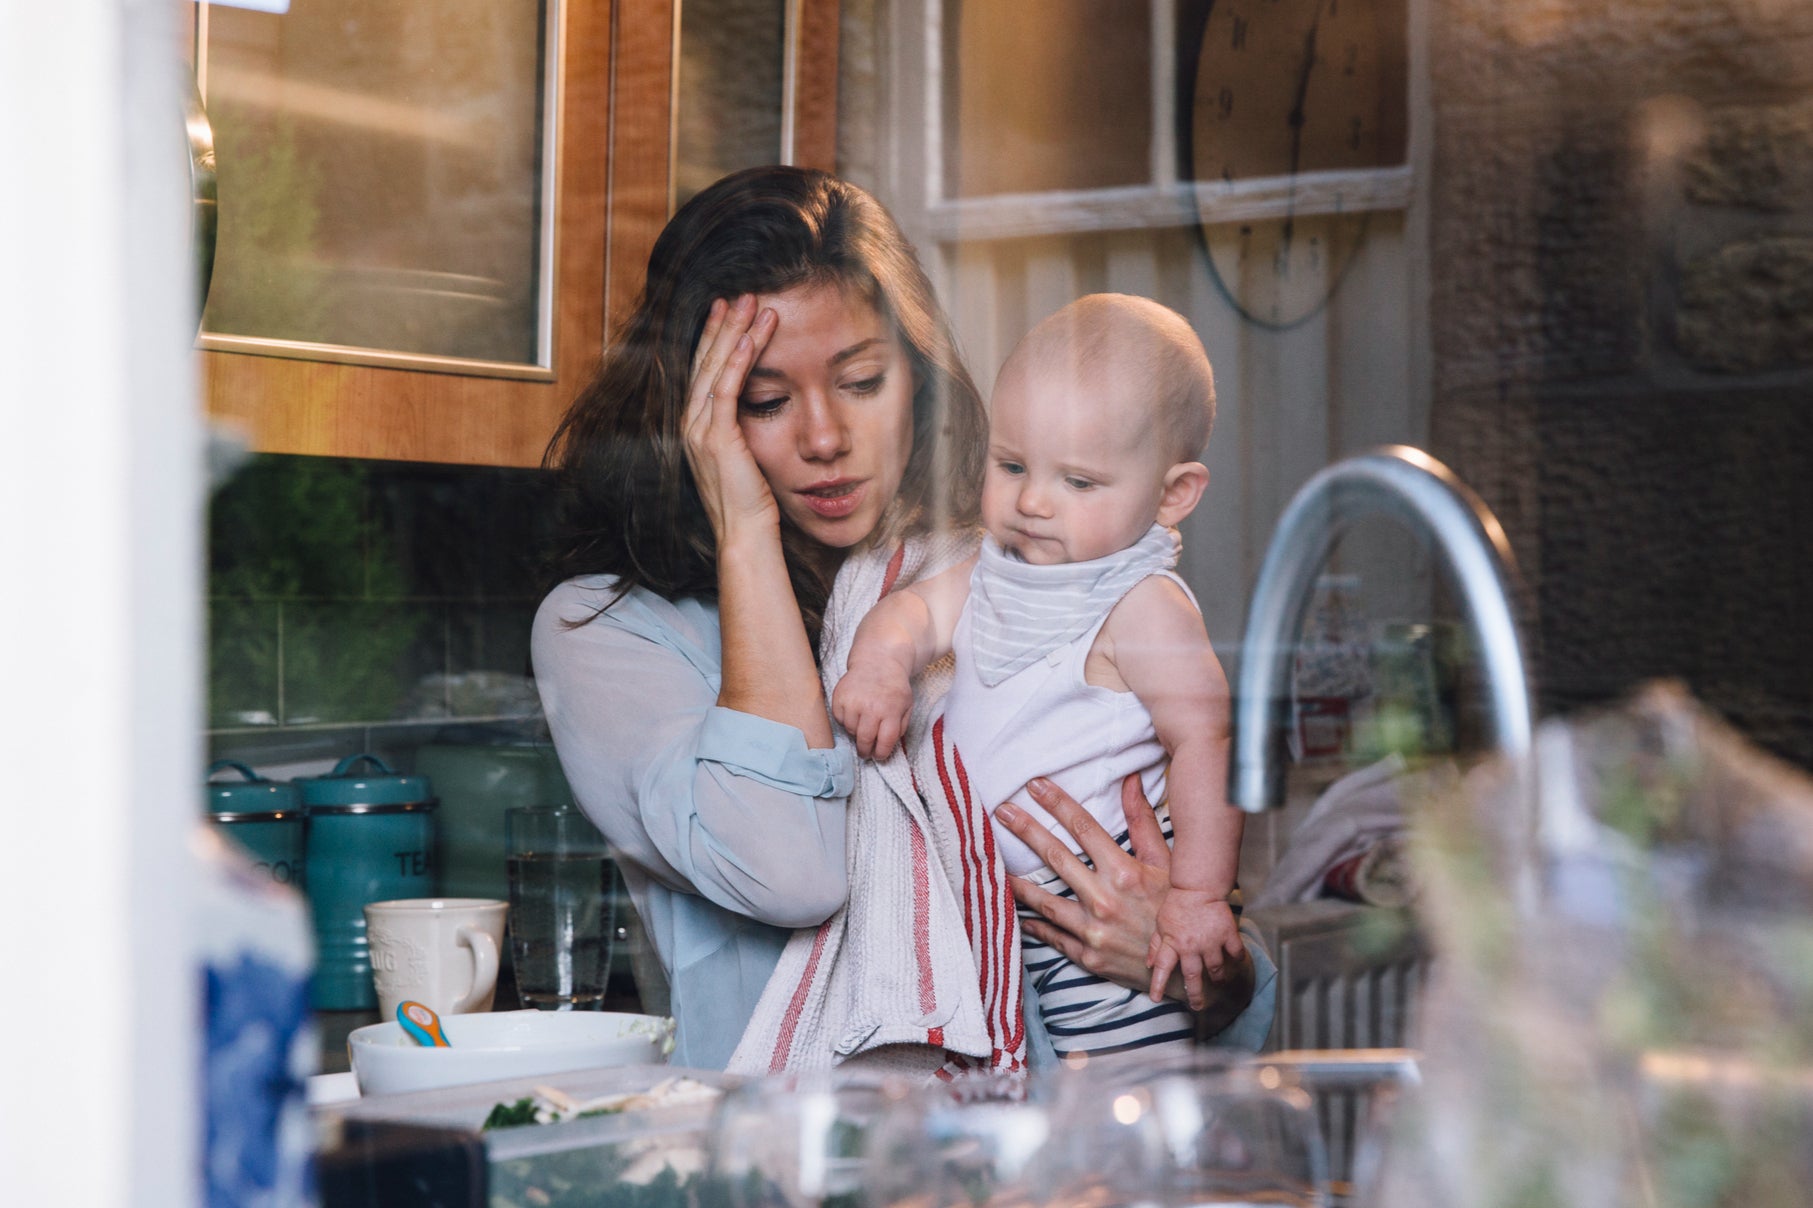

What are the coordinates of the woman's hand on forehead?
(681, 295, 782, 543)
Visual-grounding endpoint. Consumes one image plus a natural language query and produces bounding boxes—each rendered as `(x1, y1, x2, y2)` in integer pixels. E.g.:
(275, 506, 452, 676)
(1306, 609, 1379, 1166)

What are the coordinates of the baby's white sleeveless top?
(942, 530, 1193, 876)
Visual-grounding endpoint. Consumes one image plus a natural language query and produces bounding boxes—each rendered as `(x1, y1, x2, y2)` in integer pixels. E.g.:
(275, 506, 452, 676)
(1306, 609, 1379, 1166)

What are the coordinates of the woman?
(533, 166, 1269, 1069)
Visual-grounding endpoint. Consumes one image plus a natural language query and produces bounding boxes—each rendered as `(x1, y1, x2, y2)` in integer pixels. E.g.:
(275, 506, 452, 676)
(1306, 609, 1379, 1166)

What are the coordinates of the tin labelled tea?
(297, 754, 439, 1011)
(505, 807, 616, 1010)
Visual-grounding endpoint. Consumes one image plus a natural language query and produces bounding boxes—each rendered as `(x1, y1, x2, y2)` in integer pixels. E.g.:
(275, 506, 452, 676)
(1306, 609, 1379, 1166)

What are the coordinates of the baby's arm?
(1106, 577, 1245, 1009)
(831, 555, 976, 760)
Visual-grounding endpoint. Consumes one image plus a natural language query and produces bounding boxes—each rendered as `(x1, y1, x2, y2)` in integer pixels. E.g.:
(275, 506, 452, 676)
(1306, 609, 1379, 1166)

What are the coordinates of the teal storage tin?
(205, 760, 306, 889)
(298, 754, 438, 1011)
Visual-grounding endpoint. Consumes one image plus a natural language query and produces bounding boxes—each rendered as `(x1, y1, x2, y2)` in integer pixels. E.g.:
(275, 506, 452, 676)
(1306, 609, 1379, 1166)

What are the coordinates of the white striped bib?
(945, 524, 1191, 876)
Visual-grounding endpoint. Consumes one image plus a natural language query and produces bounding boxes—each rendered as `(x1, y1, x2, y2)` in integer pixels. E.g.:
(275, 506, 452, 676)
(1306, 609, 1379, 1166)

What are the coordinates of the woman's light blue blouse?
(532, 577, 856, 1069)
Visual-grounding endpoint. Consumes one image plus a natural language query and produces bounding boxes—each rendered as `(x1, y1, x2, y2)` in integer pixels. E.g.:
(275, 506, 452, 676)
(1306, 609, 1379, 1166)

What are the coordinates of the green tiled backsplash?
(208, 455, 554, 736)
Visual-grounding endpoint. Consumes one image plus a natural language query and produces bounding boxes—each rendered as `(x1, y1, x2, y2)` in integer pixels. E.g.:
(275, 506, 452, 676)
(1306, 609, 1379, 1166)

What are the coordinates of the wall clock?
(1179, 0, 1407, 329)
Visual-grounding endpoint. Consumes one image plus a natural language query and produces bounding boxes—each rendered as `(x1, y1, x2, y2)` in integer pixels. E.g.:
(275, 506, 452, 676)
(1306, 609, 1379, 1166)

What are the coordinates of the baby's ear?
(1156, 461, 1210, 525)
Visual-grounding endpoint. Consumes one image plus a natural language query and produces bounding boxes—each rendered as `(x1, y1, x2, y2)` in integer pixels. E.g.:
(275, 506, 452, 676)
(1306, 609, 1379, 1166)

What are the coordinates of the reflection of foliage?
(1648, 1086, 1808, 1208)
(1353, 623, 1457, 764)
(491, 1157, 737, 1208)
(278, 600, 430, 724)
(1352, 902, 1417, 959)
(489, 1135, 867, 1208)
(210, 457, 426, 724)
(211, 458, 380, 598)
(491, 1151, 688, 1208)
(1351, 702, 1434, 765)
(208, 597, 279, 728)
(205, 105, 331, 340)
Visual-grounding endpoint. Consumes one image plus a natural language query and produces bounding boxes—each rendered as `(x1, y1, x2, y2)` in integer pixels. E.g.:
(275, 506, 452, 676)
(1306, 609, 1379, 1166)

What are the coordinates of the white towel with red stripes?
(727, 532, 1028, 1081)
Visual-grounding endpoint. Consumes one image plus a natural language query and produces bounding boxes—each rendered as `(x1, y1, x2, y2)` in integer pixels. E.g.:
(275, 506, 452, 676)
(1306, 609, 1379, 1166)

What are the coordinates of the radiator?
(1247, 900, 1432, 1200)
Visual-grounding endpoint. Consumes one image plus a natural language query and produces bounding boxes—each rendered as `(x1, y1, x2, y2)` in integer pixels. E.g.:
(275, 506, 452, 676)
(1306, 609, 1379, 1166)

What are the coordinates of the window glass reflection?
(675, 0, 788, 207)
(201, 0, 550, 367)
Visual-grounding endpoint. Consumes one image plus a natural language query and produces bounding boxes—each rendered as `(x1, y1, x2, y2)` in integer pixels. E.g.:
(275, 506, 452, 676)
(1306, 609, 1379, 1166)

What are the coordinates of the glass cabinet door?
(673, 0, 789, 207)
(196, 0, 560, 376)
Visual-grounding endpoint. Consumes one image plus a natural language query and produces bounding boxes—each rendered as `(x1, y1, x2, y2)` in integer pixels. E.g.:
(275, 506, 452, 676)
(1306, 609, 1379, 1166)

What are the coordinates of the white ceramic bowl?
(347, 1010, 675, 1097)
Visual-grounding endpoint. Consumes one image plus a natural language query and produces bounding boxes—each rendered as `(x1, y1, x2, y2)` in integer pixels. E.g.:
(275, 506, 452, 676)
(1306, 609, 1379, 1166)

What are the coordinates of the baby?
(833, 293, 1244, 1061)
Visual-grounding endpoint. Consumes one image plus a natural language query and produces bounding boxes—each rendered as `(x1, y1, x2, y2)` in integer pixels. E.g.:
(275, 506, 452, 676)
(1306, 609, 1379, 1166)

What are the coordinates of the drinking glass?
(505, 806, 615, 1010)
(706, 1072, 894, 1208)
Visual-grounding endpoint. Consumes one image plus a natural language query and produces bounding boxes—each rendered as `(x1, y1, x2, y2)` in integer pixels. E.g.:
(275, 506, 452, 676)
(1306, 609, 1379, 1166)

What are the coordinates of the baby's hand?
(831, 658, 915, 761)
(1146, 889, 1245, 1010)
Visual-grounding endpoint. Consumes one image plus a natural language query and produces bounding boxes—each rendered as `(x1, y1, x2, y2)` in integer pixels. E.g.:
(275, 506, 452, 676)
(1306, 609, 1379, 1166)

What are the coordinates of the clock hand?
(1280, 3, 1327, 258)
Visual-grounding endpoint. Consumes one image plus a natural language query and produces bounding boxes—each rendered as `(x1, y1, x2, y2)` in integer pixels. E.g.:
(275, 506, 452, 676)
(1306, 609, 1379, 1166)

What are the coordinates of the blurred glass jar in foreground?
(862, 1075, 1064, 1208)
(196, 826, 317, 1208)
(1045, 1056, 1329, 1208)
(1375, 681, 1813, 1208)
(707, 1072, 893, 1208)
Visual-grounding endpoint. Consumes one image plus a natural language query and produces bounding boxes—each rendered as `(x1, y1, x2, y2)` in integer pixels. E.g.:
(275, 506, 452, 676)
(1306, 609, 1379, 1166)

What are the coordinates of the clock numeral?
(1217, 86, 1235, 119)
(1231, 16, 1248, 49)
(1308, 236, 1323, 272)
(1221, 164, 1235, 184)
(1328, 0, 1338, 16)
(1350, 116, 1363, 150)
(1344, 43, 1359, 76)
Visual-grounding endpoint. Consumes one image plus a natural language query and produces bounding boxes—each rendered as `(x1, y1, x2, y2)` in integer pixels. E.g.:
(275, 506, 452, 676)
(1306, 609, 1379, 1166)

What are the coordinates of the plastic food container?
(321, 1064, 732, 1208)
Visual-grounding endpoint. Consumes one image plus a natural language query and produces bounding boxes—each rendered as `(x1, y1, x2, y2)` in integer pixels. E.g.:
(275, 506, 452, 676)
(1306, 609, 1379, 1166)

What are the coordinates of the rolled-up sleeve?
(533, 582, 852, 930)
(696, 707, 855, 799)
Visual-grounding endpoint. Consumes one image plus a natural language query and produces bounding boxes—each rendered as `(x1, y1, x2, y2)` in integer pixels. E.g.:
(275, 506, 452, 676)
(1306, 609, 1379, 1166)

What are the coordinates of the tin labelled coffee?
(206, 759, 306, 888)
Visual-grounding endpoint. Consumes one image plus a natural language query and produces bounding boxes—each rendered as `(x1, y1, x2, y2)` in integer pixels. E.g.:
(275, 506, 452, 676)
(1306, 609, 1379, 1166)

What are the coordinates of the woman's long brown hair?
(542, 167, 987, 644)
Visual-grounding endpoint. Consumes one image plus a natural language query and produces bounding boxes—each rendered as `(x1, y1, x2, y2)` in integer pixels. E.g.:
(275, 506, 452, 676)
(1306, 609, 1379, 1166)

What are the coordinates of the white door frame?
(0, 2, 202, 1204)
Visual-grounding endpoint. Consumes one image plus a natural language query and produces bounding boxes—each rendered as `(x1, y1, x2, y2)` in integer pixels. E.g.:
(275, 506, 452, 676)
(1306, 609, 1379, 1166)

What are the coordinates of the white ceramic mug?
(364, 897, 508, 1021)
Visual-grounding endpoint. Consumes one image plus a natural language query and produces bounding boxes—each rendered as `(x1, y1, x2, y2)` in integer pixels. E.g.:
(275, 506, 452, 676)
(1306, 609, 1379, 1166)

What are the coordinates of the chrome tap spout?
(1228, 446, 1533, 811)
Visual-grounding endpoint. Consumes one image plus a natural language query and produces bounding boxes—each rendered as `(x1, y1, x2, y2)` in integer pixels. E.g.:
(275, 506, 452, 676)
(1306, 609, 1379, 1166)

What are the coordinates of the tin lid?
(210, 809, 303, 824)
(296, 753, 432, 809)
(207, 759, 301, 815)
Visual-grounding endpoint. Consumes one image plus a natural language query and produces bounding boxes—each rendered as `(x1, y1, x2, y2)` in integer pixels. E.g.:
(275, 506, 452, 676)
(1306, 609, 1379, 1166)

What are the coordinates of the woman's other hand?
(682, 296, 781, 544)
(1002, 773, 1256, 1031)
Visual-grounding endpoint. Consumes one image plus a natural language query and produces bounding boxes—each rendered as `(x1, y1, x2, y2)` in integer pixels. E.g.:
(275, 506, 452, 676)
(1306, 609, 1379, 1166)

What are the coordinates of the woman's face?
(736, 283, 917, 550)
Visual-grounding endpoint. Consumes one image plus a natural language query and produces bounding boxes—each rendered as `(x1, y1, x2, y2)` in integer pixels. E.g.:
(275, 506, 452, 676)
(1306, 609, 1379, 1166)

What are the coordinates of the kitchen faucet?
(1228, 445, 1534, 812)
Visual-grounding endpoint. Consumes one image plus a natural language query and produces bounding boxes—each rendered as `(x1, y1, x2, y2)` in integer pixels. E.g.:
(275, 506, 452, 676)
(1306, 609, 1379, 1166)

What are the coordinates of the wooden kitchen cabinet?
(196, 0, 839, 467)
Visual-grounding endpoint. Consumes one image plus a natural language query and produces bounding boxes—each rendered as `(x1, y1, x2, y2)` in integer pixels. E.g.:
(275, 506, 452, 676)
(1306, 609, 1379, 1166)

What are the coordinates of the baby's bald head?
(997, 294, 1216, 464)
